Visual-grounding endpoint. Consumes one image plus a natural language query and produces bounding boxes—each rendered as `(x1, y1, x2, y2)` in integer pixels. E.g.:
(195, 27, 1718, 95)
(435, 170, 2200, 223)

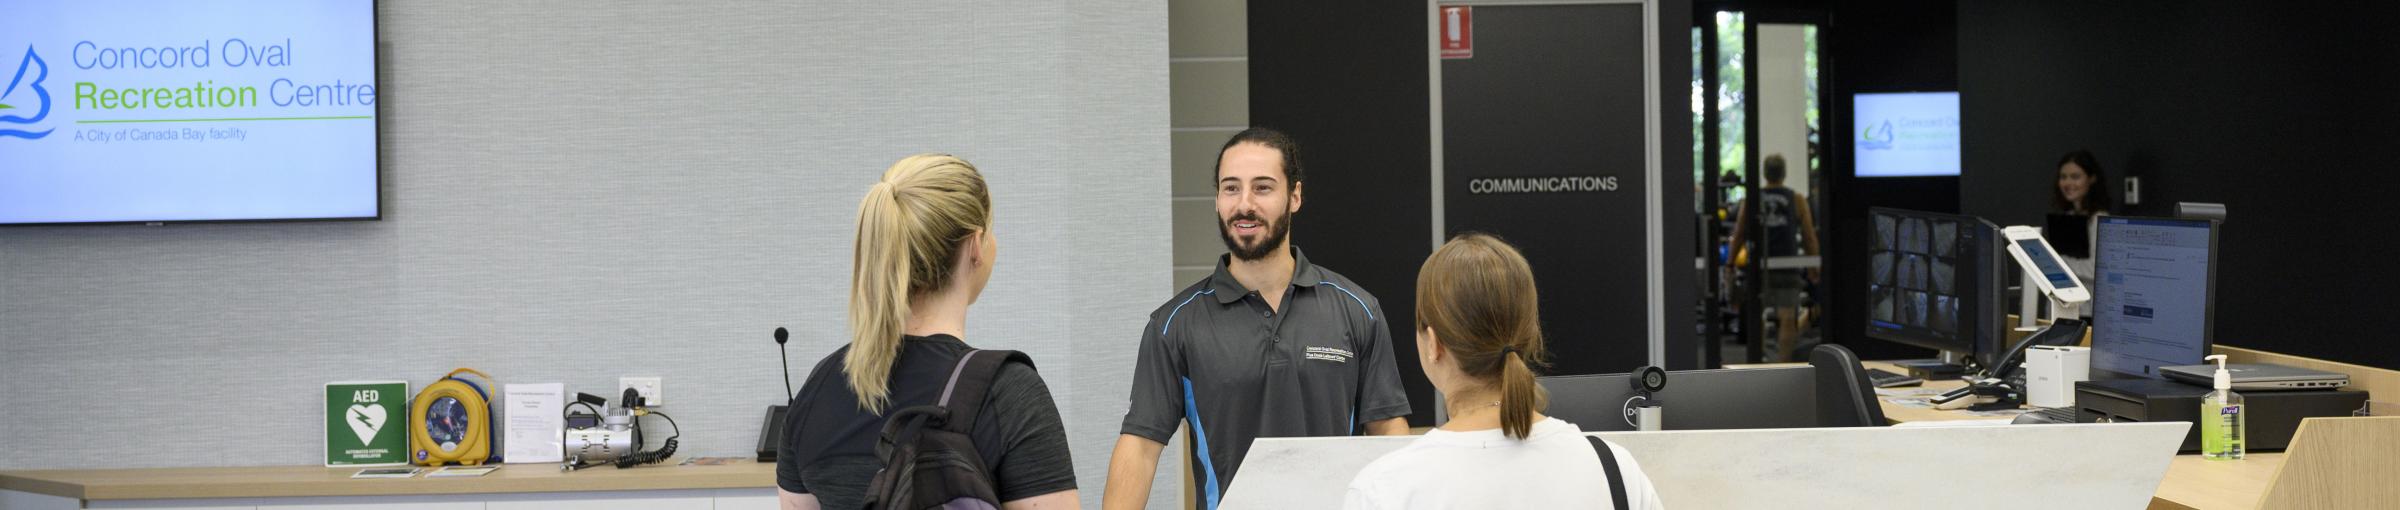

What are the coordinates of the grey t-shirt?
(1121, 248, 1413, 509)
(777, 335, 1076, 509)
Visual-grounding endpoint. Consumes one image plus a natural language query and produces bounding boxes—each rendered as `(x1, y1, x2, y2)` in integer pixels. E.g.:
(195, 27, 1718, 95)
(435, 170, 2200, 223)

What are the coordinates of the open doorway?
(1698, 9, 1828, 366)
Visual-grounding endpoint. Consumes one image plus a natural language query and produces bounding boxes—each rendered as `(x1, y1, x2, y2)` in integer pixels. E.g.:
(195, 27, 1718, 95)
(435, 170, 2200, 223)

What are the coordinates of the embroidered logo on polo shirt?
(1305, 346, 1354, 363)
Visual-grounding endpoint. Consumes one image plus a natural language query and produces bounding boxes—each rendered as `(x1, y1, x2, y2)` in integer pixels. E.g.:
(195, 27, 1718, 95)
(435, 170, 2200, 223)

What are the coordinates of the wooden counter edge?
(0, 472, 88, 500)
(2, 462, 777, 501)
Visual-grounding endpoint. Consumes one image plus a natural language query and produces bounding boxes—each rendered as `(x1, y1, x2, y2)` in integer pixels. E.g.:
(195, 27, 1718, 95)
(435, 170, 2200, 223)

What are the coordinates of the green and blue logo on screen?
(0, 38, 375, 142)
(0, 46, 53, 139)
(1858, 119, 1895, 150)
(1857, 116, 1958, 151)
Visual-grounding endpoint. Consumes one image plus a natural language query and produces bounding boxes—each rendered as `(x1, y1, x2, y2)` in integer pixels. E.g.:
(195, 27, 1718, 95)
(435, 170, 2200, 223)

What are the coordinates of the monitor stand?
(2017, 271, 2084, 331)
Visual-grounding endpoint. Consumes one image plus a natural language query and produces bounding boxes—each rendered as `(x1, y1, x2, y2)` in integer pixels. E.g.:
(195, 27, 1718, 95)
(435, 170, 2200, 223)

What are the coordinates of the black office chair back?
(1810, 344, 1886, 427)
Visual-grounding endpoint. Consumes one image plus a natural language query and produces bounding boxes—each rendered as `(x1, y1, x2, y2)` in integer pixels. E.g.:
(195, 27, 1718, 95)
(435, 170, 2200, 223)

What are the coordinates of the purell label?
(2220, 405, 2242, 415)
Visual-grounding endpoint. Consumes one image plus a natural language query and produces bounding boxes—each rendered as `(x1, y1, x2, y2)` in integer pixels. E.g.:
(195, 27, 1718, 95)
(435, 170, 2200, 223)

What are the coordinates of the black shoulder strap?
(935, 349, 1029, 434)
(1586, 436, 1630, 510)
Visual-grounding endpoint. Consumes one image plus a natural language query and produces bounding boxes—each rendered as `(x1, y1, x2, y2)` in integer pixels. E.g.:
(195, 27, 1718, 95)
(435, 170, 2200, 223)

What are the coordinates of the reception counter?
(0, 460, 777, 510)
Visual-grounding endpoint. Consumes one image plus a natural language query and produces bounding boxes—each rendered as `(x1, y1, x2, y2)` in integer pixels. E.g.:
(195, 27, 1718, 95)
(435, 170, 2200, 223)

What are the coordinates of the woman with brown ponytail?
(1343, 233, 1663, 510)
(776, 154, 1078, 510)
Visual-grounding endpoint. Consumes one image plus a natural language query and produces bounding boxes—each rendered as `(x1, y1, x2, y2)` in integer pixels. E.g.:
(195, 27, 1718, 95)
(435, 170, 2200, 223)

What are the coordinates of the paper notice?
(503, 383, 565, 463)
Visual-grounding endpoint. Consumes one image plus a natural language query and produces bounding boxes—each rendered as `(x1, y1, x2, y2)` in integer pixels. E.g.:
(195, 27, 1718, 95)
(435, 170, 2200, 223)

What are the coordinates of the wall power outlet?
(619, 376, 663, 407)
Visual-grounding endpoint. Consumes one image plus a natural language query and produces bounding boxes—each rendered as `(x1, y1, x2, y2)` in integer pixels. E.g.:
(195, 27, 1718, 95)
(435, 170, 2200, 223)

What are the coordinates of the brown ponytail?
(1416, 233, 1549, 439)
(1499, 346, 1542, 440)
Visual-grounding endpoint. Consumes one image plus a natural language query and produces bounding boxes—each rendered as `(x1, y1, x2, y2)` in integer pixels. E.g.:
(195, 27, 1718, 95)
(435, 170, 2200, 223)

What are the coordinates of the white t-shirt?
(1343, 417, 1664, 510)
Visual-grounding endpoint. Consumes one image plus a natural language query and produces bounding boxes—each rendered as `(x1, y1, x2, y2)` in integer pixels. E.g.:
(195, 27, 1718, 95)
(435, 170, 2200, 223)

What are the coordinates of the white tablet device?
(2001, 226, 2091, 304)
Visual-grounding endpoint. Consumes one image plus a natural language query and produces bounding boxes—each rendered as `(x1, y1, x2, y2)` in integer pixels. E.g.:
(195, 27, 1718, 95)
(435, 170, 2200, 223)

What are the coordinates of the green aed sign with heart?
(326, 381, 410, 466)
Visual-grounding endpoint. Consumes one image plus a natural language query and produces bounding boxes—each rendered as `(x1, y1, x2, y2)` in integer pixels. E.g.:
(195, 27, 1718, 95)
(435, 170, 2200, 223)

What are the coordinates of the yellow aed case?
(410, 368, 496, 466)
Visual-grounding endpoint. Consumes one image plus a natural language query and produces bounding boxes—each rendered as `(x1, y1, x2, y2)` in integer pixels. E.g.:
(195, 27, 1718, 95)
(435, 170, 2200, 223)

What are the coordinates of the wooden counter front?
(0, 461, 775, 501)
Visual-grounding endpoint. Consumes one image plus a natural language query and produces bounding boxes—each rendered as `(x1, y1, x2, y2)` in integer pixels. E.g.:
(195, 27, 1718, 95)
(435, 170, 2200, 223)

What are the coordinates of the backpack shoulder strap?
(1586, 435, 1631, 510)
(936, 349, 1031, 434)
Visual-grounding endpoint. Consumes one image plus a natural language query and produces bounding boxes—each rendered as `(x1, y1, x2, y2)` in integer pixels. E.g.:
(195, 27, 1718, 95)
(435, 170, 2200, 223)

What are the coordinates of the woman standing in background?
(2052, 149, 2111, 287)
(2054, 149, 2112, 216)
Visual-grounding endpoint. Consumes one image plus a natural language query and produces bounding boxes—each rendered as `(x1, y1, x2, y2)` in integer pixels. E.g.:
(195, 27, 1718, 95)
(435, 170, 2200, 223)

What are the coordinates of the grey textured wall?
(0, 2, 1172, 507)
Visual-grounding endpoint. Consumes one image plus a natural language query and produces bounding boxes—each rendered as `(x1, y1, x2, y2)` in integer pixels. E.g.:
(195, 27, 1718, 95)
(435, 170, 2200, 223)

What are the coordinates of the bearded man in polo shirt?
(1103, 127, 1413, 510)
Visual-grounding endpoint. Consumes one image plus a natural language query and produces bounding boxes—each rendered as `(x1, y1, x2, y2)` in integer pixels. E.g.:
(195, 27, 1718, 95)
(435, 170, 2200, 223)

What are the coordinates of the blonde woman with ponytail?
(1343, 233, 1664, 510)
(777, 155, 1078, 510)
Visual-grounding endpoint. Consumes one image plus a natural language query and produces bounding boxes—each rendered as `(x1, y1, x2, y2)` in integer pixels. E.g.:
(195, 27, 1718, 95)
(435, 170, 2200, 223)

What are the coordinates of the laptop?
(2158, 363, 2349, 391)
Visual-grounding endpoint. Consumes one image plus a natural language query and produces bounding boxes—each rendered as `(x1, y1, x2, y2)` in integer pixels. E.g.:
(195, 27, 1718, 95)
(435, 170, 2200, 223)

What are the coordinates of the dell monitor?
(2089, 216, 2219, 379)
(1865, 208, 2008, 367)
(1539, 367, 1818, 432)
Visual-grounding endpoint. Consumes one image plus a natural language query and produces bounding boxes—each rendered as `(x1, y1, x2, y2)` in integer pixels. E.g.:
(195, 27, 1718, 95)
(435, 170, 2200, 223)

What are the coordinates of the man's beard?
(1219, 210, 1292, 262)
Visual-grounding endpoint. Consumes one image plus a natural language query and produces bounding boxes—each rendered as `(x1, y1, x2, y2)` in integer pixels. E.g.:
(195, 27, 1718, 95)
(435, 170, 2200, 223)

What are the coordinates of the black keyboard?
(1866, 368, 1922, 388)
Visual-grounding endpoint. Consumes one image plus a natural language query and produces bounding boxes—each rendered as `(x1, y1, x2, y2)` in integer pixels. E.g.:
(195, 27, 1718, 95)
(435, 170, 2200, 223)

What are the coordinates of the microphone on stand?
(775, 326, 793, 400)
(759, 326, 796, 462)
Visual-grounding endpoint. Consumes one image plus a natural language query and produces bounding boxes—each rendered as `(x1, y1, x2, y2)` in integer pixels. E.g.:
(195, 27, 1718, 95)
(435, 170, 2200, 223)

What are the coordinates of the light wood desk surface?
(7, 347, 2374, 507)
(1722, 360, 2289, 510)
(2150, 453, 2283, 510)
(1861, 361, 2292, 510)
(0, 460, 774, 500)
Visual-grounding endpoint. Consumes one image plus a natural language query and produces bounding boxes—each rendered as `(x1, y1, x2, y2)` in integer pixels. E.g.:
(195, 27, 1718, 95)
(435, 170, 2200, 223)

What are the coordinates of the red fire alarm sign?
(1440, 6, 1473, 59)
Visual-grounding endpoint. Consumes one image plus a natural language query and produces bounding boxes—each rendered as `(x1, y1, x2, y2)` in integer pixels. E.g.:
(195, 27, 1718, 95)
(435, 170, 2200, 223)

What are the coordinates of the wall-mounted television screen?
(0, 0, 379, 225)
(1853, 91, 1959, 178)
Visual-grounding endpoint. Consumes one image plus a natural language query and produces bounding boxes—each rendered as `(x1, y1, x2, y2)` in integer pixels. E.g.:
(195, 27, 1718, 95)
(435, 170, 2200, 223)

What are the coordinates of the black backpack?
(864, 349, 1029, 510)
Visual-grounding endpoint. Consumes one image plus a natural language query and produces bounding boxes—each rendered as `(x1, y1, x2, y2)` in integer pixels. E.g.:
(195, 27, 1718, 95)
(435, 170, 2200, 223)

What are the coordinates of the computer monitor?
(2089, 216, 2219, 379)
(1865, 208, 2009, 366)
(2045, 213, 2092, 259)
(1539, 367, 1818, 432)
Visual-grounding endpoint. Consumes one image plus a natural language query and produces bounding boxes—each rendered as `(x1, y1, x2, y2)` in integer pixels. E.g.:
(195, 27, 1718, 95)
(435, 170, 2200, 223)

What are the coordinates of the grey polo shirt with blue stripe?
(1121, 246, 1412, 510)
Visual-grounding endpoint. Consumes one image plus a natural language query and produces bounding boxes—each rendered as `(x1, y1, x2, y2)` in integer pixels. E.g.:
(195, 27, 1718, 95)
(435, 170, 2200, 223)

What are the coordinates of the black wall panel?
(1252, 0, 1696, 425)
(1958, 0, 2400, 369)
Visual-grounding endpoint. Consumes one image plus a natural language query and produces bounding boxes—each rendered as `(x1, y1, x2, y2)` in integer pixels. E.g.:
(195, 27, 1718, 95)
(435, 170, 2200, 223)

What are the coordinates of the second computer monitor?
(2090, 216, 2219, 379)
(1865, 208, 2008, 365)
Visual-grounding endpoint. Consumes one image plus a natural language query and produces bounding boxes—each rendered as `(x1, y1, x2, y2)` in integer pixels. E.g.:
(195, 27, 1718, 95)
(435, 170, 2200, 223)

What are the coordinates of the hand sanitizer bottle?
(2200, 355, 2245, 460)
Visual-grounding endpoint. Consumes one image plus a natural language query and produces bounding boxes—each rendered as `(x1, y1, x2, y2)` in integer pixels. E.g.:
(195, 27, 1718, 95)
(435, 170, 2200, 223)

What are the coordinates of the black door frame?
(1697, 6, 1831, 365)
(1427, 0, 1669, 419)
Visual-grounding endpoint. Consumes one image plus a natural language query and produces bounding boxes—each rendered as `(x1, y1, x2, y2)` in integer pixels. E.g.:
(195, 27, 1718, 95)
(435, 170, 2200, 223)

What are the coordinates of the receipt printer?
(2074, 378, 2368, 452)
(2024, 346, 2090, 408)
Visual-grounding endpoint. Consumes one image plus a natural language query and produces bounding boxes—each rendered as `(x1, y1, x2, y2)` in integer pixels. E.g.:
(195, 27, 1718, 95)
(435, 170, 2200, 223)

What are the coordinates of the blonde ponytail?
(846, 154, 992, 414)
